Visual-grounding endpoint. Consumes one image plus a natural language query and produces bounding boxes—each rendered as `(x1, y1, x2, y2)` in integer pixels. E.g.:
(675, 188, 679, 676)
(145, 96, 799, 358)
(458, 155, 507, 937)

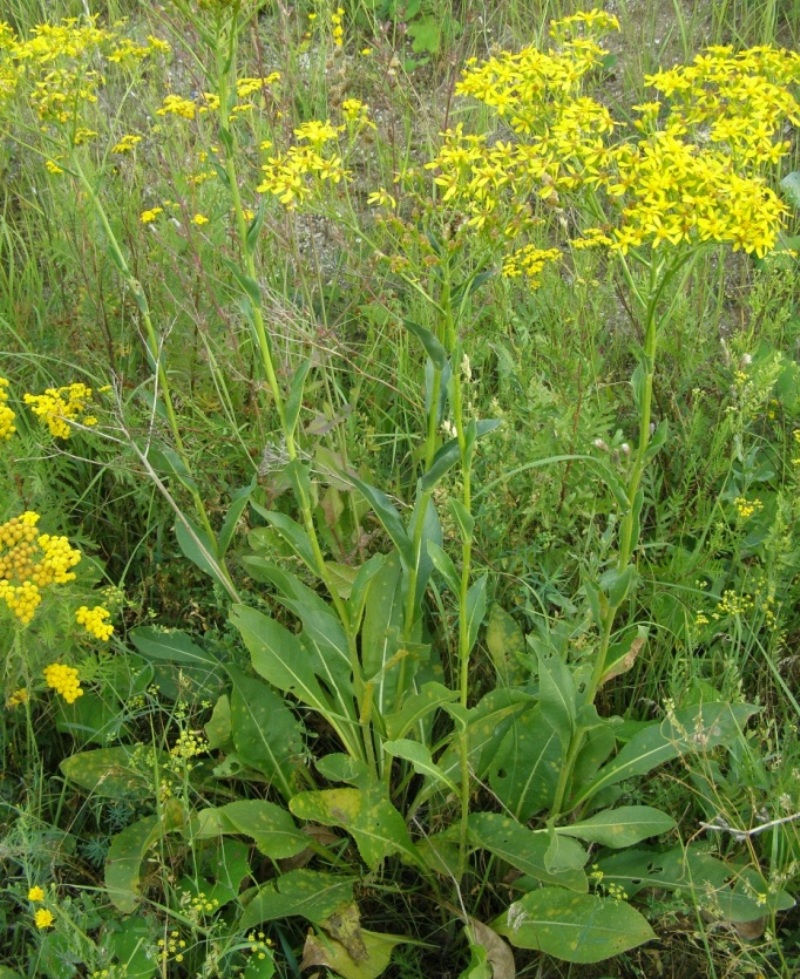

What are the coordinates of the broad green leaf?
(780, 170, 800, 208)
(360, 550, 406, 715)
(218, 479, 256, 557)
(458, 940, 491, 979)
(290, 785, 423, 870)
(402, 318, 447, 368)
(105, 802, 184, 912)
(240, 869, 354, 930)
(191, 800, 307, 858)
(596, 846, 795, 921)
(205, 694, 232, 750)
(447, 498, 474, 542)
(286, 358, 313, 440)
(427, 540, 460, 594)
(485, 604, 526, 686)
(60, 747, 154, 800)
(316, 753, 371, 787)
(599, 626, 647, 687)
(429, 690, 532, 805)
(468, 813, 587, 892)
(488, 704, 561, 820)
(231, 605, 328, 709)
(495, 889, 655, 963)
(249, 502, 317, 571)
(301, 928, 406, 979)
(228, 668, 305, 799)
(465, 574, 488, 657)
(556, 806, 675, 848)
(347, 553, 387, 631)
(384, 682, 458, 741)
(537, 647, 575, 749)
(574, 703, 757, 807)
(241, 561, 356, 715)
(344, 475, 414, 569)
(419, 438, 460, 492)
(383, 739, 459, 794)
(175, 518, 229, 592)
(130, 626, 220, 667)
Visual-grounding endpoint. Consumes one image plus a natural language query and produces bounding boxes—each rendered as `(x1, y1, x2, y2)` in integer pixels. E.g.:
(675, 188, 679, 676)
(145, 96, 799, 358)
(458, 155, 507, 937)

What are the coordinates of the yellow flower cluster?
(75, 604, 114, 640)
(257, 121, 348, 207)
(0, 512, 82, 624)
(23, 382, 97, 439)
(331, 7, 345, 48)
(156, 73, 280, 121)
(157, 930, 187, 965)
(112, 133, 141, 153)
(427, 11, 797, 268)
(43, 662, 83, 704)
(734, 496, 763, 519)
(502, 245, 562, 284)
(0, 377, 15, 439)
(645, 46, 800, 166)
(6, 687, 28, 708)
(28, 886, 45, 902)
(0, 17, 170, 121)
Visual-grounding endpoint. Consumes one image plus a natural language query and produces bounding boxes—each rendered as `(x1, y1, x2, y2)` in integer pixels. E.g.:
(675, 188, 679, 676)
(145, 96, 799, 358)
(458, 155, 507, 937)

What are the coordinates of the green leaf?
(228, 668, 305, 798)
(407, 15, 441, 54)
(599, 564, 637, 608)
(447, 498, 474, 542)
(468, 813, 587, 891)
(245, 199, 266, 254)
(191, 800, 307, 858)
(290, 785, 423, 870)
(175, 518, 229, 591)
(485, 604, 526, 685)
(488, 705, 561, 820)
(360, 550, 406, 715)
(780, 170, 800, 209)
(427, 540, 460, 594)
(286, 358, 313, 440)
(105, 802, 184, 912)
(300, 928, 407, 979)
(205, 694, 232, 750)
(384, 682, 458, 741)
(148, 442, 197, 493)
(402, 319, 447, 368)
(599, 625, 647, 687)
(495, 889, 655, 963)
(465, 575, 488, 656)
(218, 479, 256, 557)
(316, 753, 371, 787)
(249, 502, 317, 570)
(240, 869, 355, 930)
(419, 438, 460, 493)
(575, 702, 757, 808)
(537, 646, 575, 749)
(130, 627, 220, 667)
(60, 747, 154, 800)
(556, 806, 675, 848)
(383, 739, 459, 794)
(344, 475, 414, 569)
(231, 605, 328, 709)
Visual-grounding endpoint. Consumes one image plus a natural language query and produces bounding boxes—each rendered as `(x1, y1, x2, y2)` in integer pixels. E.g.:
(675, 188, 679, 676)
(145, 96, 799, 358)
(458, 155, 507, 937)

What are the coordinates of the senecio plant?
(2, 3, 800, 975)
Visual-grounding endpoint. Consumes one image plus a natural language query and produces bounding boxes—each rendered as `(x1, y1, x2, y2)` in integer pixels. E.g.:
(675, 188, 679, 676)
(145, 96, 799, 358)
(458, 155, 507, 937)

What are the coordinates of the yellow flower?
(6, 688, 28, 708)
(0, 377, 16, 440)
(140, 207, 163, 224)
(75, 604, 114, 640)
(43, 663, 83, 704)
(23, 383, 97, 439)
(191, 213, 209, 226)
(34, 909, 54, 929)
(112, 134, 141, 153)
(28, 886, 45, 902)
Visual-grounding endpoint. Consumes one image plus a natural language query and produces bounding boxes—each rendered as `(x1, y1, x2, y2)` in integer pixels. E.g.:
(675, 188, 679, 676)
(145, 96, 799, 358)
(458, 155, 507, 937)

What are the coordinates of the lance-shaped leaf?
(383, 739, 459, 795)
(468, 813, 587, 892)
(290, 786, 423, 870)
(555, 806, 675, 848)
(240, 869, 355, 930)
(191, 800, 308, 859)
(495, 889, 655, 964)
(573, 702, 757, 808)
(488, 705, 561, 821)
